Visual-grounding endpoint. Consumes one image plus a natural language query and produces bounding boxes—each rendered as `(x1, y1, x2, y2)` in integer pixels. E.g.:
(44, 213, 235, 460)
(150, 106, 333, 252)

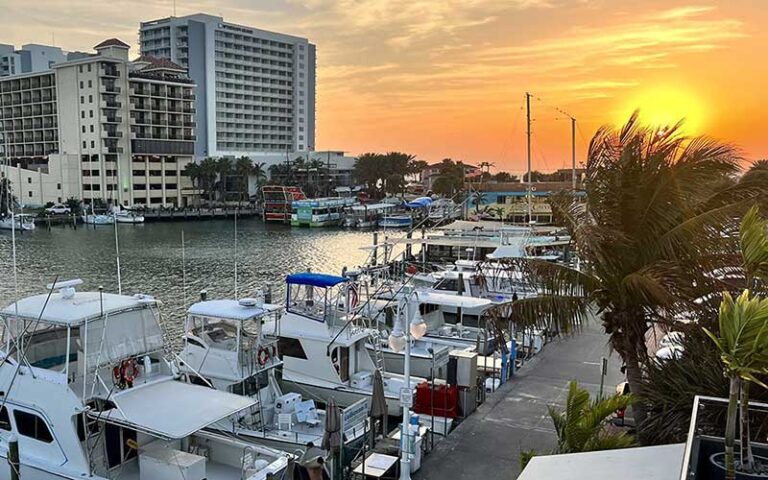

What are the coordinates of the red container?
(413, 382, 460, 419)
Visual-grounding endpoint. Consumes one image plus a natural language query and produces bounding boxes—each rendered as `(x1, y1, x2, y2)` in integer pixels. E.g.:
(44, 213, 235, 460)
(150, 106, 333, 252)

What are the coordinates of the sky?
(1, 0, 766, 176)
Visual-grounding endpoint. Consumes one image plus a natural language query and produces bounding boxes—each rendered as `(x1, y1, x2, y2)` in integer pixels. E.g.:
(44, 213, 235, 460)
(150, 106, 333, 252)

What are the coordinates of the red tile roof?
(94, 38, 130, 49)
(134, 55, 186, 72)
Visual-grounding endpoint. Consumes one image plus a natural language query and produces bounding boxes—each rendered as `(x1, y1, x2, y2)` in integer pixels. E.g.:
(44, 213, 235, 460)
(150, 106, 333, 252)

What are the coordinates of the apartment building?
(139, 13, 316, 158)
(0, 38, 196, 207)
(0, 43, 68, 77)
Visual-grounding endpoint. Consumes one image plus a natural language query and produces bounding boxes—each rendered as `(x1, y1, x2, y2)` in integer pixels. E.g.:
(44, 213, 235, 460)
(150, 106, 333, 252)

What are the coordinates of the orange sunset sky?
(2, 0, 766, 175)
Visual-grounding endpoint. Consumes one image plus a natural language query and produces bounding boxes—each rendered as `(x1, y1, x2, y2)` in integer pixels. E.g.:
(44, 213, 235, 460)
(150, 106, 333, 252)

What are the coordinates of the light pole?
(387, 288, 427, 480)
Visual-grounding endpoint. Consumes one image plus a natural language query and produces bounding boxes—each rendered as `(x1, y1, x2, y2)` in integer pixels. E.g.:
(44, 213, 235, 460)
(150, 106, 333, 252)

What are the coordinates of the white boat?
(343, 203, 396, 228)
(180, 296, 368, 453)
(0, 213, 35, 231)
(0, 279, 292, 480)
(82, 213, 115, 225)
(266, 272, 425, 416)
(114, 207, 145, 224)
(379, 214, 412, 229)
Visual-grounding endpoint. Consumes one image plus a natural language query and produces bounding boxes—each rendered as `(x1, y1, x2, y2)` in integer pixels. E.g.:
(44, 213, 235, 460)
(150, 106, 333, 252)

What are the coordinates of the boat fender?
(258, 347, 270, 367)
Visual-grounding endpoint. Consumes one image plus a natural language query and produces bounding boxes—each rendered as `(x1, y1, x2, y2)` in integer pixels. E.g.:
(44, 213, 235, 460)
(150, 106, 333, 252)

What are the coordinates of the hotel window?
(82, 125, 86, 133)
(88, 80, 92, 88)
(89, 110, 93, 118)
(89, 95, 93, 103)
(80, 96, 84, 104)
(80, 81, 84, 88)
(81, 111, 85, 119)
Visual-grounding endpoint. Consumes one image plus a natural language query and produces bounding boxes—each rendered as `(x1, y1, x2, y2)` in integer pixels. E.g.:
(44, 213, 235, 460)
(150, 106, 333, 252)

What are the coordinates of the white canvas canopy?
(91, 379, 255, 439)
(417, 291, 493, 309)
(83, 305, 165, 368)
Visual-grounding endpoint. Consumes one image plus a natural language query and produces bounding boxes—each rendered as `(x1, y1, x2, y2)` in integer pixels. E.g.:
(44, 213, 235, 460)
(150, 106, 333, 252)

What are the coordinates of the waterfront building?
(466, 181, 586, 224)
(139, 13, 316, 158)
(421, 162, 481, 190)
(0, 43, 67, 77)
(0, 38, 196, 207)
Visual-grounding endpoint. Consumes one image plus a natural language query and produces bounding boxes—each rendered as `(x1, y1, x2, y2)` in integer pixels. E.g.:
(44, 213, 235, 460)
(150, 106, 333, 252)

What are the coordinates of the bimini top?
(286, 272, 348, 288)
(405, 197, 433, 209)
(1, 291, 159, 326)
(188, 299, 282, 322)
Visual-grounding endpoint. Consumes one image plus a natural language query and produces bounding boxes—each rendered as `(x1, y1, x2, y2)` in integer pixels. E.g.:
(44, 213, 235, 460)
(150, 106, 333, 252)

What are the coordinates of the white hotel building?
(139, 13, 316, 159)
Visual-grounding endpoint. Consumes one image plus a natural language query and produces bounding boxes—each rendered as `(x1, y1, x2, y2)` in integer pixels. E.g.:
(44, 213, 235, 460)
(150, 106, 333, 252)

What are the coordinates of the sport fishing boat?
(180, 296, 368, 452)
(266, 272, 425, 416)
(0, 279, 291, 480)
(0, 213, 35, 231)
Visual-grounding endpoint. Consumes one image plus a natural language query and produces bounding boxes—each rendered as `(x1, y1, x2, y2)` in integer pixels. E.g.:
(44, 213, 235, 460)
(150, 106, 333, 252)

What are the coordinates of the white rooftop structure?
(518, 444, 685, 480)
(188, 299, 281, 322)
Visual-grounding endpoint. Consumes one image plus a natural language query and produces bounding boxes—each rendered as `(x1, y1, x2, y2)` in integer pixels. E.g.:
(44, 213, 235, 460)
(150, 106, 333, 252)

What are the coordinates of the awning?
(91, 379, 255, 439)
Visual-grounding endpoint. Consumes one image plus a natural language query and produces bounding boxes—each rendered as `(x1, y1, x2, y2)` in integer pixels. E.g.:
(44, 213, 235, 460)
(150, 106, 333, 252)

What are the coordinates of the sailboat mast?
(526, 92, 532, 223)
(571, 116, 576, 192)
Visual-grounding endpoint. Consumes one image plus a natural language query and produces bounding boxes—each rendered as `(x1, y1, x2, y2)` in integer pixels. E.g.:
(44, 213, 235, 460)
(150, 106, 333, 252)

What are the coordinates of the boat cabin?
(291, 197, 357, 227)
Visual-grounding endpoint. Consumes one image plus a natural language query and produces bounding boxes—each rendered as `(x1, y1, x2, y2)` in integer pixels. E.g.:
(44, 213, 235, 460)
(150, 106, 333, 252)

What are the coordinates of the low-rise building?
(0, 38, 196, 208)
(421, 161, 481, 190)
(466, 181, 585, 224)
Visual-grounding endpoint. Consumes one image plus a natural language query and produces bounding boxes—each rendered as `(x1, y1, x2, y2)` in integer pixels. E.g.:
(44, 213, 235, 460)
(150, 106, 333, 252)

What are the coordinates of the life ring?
(258, 347, 270, 367)
(120, 359, 139, 387)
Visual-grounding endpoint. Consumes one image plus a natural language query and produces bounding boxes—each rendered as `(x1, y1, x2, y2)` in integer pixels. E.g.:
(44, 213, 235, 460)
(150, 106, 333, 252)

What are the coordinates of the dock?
(415, 321, 622, 480)
(141, 207, 260, 222)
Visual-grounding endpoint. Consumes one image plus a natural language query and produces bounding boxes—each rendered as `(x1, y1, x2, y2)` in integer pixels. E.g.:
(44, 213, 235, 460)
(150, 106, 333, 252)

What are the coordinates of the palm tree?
(252, 162, 267, 187)
(480, 113, 768, 437)
(216, 157, 232, 204)
(705, 290, 768, 478)
(491, 206, 505, 221)
(234, 157, 253, 205)
(198, 157, 219, 205)
(472, 191, 487, 213)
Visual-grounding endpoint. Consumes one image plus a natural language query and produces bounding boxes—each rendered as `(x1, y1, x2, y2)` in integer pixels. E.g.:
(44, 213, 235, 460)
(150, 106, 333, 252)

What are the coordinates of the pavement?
(416, 323, 623, 480)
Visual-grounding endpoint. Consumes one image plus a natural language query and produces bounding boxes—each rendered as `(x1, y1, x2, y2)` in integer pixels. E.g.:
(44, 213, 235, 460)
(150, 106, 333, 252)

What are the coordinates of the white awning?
(417, 291, 493, 309)
(92, 379, 255, 439)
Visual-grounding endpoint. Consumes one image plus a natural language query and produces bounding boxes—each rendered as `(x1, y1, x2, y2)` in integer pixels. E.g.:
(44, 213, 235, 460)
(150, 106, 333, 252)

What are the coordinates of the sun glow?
(618, 86, 708, 135)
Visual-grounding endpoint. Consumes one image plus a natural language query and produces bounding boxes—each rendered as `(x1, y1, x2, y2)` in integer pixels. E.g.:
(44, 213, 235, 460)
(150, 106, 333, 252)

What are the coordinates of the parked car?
(45, 203, 72, 215)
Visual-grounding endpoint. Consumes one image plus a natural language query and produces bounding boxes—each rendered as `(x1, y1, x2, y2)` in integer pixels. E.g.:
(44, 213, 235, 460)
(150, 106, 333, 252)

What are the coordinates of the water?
(0, 219, 383, 338)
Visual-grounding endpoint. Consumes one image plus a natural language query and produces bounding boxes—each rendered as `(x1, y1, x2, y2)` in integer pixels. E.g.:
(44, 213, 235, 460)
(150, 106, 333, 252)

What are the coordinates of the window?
(27, 178, 31, 184)
(79, 65, 83, 73)
(28, 191, 32, 198)
(87, 64, 91, 72)
(89, 95, 93, 103)
(81, 125, 86, 133)
(90, 141, 95, 148)
(14, 410, 54, 443)
(80, 96, 84, 104)
(277, 337, 307, 359)
(0, 407, 11, 432)
(81, 111, 85, 119)
(57, 183, 61, 190)
(88, 80, 92, 88)
(89, 110, 93, 118)
(80, 81, 84, 89)
(82, 141, 86, 149)
(90, 125, 94, 133)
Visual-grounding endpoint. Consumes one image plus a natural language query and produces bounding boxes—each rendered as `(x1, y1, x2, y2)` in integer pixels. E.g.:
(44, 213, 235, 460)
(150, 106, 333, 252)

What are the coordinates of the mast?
(526, 92, 532, 223)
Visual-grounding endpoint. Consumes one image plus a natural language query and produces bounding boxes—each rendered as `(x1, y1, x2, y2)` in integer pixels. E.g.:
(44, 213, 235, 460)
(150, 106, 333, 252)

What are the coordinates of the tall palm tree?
(234, 156, 253, 205)
(216, 157, 232, 204)
(252, 162, 267, 187)
(481, 113, 768, 436)
(473, 191, 487, 213)
(198, 157, 219, 205)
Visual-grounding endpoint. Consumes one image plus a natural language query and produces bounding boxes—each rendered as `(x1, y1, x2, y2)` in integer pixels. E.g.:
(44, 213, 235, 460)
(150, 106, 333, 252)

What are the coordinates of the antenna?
(234, 208, 239, 299)
(181, 229, 188, 310)
(525, 92, 532, 223)
(113, 213, 122, 294)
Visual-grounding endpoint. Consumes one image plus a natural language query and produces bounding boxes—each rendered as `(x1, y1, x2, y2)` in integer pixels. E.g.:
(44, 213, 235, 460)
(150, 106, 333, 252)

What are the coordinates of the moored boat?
(0, 213, 35, 231)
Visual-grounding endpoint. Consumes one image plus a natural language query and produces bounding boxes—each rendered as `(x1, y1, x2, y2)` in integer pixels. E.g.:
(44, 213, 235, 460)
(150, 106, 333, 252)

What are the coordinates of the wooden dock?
(142, 207, 261, 222)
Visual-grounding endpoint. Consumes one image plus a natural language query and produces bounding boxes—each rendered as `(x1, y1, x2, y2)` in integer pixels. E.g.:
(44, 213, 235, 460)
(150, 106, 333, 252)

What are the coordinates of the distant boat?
(343, 202, 396, 228)
(82, 213, 115, 225)
(114, 207, 145, 224)
(379, 214, 413, 229)
(0, 213, 35, 231)
(261, 185, 305, 223)
(291, 197, 357, 227)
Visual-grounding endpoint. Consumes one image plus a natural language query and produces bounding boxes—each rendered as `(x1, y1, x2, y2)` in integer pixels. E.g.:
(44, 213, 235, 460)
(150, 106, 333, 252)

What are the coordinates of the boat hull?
(115, 215, 145, 224)
(379, 216, 412, 228)
(82, 214, 114, 225)
(367, 347, 448, 379)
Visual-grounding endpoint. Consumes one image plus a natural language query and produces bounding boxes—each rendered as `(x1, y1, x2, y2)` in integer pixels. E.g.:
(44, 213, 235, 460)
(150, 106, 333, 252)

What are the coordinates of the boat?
(343, 203, 396, 228)
(290, 197, 357, 227)
(0, 213, 35, 231)
(427, 198, 461, 225)
(114, 207, 145, 224)
(261, 185, 305, 223)
(266, 272, 425, 416)
(82, 213, 115, 225)
(379, 214, 413, 229)
(179, 295, 368, 453)
(0, 279, 292, 480)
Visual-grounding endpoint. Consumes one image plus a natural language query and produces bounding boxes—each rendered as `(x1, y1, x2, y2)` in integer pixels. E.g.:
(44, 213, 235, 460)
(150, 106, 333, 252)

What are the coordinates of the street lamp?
(386, 289, 423, 480)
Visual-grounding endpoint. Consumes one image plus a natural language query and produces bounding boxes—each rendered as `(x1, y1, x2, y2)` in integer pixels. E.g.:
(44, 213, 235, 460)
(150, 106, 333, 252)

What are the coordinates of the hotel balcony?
(102, 129, 123, 139)
(100, 64, 120, 78)
(101, 99, 122, 109)
(100, 83, 121, 94)
(103, 115, 123, 124)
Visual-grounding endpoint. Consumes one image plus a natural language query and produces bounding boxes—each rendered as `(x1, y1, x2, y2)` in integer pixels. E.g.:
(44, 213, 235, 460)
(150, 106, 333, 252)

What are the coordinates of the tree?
(216, 157, 233, 203)
(494, 171, 517, 183)
(480, 112, 768, 439)
(252, 162, 267, 188)
(353, 152, 421, 198)
(198, 157, 219, 205)
(234, 157, 253, 204)
(491, 206, 505, 220)
(472, 191, 487, 213)
(522, 381, 635, 469)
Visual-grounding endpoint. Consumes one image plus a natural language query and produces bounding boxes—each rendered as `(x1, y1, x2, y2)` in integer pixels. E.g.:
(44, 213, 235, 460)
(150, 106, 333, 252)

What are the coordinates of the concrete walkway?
(416, 323, 623, 479)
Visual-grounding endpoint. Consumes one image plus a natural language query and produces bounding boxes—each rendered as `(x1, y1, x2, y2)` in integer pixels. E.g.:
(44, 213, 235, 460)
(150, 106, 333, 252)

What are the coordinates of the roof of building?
(94, 38, 130, 49)
(518, 444, 685, 480)
(134, 55, 186, 72)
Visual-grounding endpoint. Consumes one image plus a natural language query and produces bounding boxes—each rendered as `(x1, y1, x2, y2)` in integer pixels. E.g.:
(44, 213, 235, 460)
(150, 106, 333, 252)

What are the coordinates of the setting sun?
(617, 86, 708, 135)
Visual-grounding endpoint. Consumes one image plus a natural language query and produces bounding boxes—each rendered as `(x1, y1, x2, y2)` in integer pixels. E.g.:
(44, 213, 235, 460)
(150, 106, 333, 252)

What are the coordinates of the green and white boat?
(290, 197, 357, 227)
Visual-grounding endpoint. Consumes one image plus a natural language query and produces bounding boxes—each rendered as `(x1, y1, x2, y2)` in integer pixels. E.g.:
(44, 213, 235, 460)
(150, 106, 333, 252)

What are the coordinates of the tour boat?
(378, 214, 413, 229)
(343, 203, 396, 228)
(266, 272, 425, 416)
(261, 185, 305, 223)
(0, 279, 291, 480)
(290, 197, 357, 227)
(0, 213, 35, 231)
(180, 296, 367, 452)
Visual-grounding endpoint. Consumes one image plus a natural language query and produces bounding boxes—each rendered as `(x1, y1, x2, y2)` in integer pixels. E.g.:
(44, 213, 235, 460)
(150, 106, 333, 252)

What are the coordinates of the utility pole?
(525, 92, 532, 223)
(571, 116, 577, 193)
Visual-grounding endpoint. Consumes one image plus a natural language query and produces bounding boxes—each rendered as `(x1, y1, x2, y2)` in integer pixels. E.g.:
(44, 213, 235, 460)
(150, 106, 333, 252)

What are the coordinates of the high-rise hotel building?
(0, 39, 196, 207)
(139, 14, 316, 158)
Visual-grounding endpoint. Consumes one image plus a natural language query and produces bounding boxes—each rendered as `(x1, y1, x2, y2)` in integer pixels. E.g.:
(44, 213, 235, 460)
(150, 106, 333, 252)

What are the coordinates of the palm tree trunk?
(725, 375, 739, 480)
(623, 351, 647, 437)
(740, 380, 754, 473)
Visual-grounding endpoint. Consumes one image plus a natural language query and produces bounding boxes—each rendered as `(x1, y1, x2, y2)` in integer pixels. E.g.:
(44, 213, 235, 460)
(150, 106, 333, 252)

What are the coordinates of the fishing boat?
(266, 272, 425, 416)
(261, 185, 305, 223)
(343, 203, 396, 228)
(0, 279, 292, 480)
(0, 213, 35, 231)
(179, 296, 368, 452)
(290, 197, 357, 227)
(114, 207, 145, 224)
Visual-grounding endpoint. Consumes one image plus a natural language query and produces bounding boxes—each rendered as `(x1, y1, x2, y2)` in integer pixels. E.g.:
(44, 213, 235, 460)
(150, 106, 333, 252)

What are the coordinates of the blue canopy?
(286, 272, 348, 288)
(405, 197, 433, 209)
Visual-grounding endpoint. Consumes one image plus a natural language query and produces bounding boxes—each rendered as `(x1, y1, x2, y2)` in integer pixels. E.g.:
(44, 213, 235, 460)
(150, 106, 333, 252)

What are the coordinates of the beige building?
(0, 38, 196, 208)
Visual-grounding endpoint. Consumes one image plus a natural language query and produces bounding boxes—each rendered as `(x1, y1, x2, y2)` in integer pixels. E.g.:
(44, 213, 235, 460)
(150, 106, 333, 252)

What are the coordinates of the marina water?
(0, 220, 381, 340)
